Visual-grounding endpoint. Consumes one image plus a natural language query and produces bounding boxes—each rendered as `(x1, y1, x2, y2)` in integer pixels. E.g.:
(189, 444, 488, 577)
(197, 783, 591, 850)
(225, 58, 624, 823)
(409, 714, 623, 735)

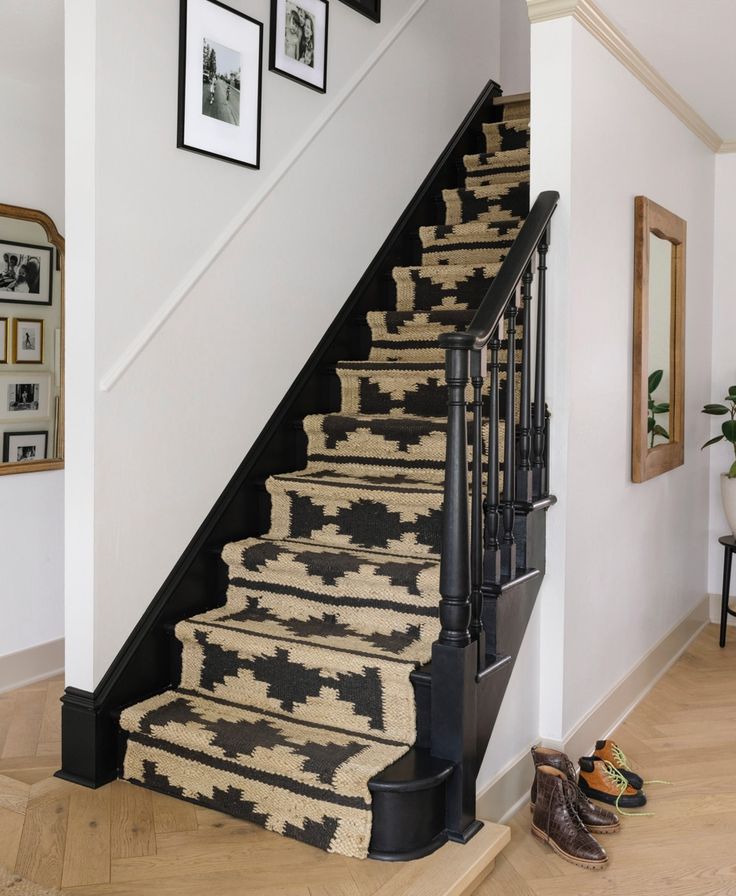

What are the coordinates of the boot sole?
(531, 823, 608, 870)
(578, 780, 647, 808)
(529, 802, 620, 834)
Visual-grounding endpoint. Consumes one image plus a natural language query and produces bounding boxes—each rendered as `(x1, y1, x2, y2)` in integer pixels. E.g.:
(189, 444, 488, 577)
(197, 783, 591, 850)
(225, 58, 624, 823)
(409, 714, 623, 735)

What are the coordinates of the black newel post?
(516, 263, 534, 503)
(532, 231, 548, 497)
(501, 296, 518, 578)
(469, 347, 487, 664)
(432, 333, 481, 844)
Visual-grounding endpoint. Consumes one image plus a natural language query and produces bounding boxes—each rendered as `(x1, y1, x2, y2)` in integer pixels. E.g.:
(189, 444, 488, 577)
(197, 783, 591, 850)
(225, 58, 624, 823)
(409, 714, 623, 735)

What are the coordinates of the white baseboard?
(709, 592, 736, 626)
(476, 597, 708, 822)
(0, 638, 64, 694)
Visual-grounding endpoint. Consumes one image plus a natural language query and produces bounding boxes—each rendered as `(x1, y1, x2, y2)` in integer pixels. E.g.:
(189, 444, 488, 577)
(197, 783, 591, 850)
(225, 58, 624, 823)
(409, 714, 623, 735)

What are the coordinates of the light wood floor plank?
(0, 805, 25, 869)
(110, 779, 156, 860)
(14, 793, 69, 889)
(150, 790, 197, 834)
(62, 784, 112, 888)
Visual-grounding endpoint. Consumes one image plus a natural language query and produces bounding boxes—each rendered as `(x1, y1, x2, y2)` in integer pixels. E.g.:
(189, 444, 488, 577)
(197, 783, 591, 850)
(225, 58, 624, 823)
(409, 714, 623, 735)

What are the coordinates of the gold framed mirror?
(632, 196, 685, 483)
(0, 204, 64, 475)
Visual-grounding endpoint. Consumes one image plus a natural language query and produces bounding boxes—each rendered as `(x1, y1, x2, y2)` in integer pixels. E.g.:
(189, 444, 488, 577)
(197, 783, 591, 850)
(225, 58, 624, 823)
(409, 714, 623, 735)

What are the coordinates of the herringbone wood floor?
(0, 674, 506, 896)
(1, 624, 733, 895)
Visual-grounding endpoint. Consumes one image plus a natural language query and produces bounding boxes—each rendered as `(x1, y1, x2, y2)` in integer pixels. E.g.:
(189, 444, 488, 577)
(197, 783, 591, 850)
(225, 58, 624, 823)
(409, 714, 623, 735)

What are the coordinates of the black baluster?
(438, 339, 471, 647)
(483, 330, 501, 586)
(543, 405, 551, 497)
(469, 347, 486, 664)
(516, 263, 534, 503)
(501, 293, 518, 578)
(532, 231, 548, 498)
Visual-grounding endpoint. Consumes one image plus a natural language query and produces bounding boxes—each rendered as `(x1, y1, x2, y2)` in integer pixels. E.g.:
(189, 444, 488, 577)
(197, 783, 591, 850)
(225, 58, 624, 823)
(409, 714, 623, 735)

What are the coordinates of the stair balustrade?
(432, 190, 559, 842)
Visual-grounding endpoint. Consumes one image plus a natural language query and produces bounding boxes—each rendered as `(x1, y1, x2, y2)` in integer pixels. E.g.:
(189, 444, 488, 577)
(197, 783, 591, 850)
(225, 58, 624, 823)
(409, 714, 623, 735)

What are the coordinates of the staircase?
(59, 83, 558, 864)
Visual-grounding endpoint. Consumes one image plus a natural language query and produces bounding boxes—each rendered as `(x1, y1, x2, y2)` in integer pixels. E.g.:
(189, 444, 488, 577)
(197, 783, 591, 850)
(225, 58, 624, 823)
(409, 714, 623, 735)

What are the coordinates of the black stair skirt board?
(57, 78, 505, 790)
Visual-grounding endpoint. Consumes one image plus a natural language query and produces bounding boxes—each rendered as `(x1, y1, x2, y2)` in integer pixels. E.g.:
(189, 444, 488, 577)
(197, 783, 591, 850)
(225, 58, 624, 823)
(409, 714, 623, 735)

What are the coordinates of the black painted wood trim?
(59, 78, 503, 787)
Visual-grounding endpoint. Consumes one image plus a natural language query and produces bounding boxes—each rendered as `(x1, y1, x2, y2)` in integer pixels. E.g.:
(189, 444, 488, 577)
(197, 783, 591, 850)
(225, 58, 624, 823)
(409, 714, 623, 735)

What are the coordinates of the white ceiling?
(594, 0, 736, 140)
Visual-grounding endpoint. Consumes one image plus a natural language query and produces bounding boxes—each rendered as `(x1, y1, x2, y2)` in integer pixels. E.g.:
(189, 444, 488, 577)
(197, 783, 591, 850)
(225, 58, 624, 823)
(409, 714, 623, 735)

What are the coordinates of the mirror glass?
(647, 232, 672, 448)
(0, 207, 64, 473)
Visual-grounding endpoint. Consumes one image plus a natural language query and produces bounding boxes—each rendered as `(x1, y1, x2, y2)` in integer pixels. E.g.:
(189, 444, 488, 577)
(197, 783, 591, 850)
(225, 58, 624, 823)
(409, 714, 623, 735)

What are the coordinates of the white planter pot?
(721, 474, 736, 537)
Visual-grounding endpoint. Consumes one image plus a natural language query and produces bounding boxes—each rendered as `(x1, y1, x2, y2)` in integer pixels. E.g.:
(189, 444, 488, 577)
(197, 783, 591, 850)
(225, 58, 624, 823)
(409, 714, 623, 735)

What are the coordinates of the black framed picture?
(2, 430, 48, 463)
(0, 239, 53, 306)
(177, 0, 264, 169)
(338, 0, 379, 22)
(270, 0, 329, 93)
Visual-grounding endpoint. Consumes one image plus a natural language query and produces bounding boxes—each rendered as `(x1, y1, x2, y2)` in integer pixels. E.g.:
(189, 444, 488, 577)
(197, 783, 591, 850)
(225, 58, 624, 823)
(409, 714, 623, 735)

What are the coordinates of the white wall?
(500, 0, 530, 96)
(65, 0, 504, 691)
(0, 0, 65, 666)
(532, 16, 715, 739)
(708, 154, 736, 598)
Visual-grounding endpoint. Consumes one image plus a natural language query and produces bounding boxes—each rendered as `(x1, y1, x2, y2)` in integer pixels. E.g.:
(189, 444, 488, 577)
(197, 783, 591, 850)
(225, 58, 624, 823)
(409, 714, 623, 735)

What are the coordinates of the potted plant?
(702, 387, 736, 536)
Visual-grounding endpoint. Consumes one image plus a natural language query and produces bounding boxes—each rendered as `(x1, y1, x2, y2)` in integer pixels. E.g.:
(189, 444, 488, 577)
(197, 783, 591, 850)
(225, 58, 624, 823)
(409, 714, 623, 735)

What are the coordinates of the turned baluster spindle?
(516, 263, 534, 503)
(532, 232, 549, 498)
(483, 330, 501, 586)
(469, 347, 487, 650)
(438, 338, 471, 647)
(501, 294, 518, 578)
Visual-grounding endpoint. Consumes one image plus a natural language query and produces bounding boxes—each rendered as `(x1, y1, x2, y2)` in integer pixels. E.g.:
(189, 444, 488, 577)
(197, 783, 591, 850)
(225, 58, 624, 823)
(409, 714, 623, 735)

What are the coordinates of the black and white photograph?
(13, 318, 44, 364)
(178, 0, 263, 168)
(0, 318, 6, 364)
(2, 430, 48, 464)
(338, 0, 380, 22)
(270, 0, 328, 92)
(202, 37, 241, 126)
(0, 373, 50, 421)
(0, 239, 53, 305)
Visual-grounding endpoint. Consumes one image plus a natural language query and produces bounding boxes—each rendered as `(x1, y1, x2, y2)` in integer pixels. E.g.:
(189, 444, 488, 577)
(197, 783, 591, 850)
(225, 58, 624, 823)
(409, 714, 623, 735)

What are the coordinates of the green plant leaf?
(648, 417, 655, 433)
(648, 398, 654, 410)
(729, 386, 736, 398)
(653, 424, 670, 439)
(648, 370, 663, 393)
(703, 404, 729, 415)
(729, 459, 736, 478)
(723, 420, 736, 443)
(653, 403, 670, 414)
(701, 435, 725, 450)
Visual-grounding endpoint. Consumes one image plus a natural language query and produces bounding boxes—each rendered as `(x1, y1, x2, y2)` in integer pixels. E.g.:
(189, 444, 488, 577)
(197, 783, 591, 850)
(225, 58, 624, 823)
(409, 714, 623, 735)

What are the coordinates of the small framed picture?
(0, 240, 53, 305)
(0, 372, 51, 421)
(338, 0, 379, 22)
(270, 0, 329, 93)
(13, 318, 44, 364)
(0, 318, 6, 363)
(2, 430, 48, 463)
(177, 0, 263, 169)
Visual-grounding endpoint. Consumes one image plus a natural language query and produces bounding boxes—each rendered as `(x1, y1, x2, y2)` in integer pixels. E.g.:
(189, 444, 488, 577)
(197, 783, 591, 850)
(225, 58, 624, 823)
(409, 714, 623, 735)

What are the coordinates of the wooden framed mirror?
(632, 196, 685, 483)
(0, 204, 64, 475)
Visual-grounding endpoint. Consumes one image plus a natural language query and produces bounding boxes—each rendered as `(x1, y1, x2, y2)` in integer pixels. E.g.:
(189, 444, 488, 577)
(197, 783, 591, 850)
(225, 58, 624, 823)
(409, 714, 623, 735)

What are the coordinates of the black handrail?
(438, 190, 560, 352)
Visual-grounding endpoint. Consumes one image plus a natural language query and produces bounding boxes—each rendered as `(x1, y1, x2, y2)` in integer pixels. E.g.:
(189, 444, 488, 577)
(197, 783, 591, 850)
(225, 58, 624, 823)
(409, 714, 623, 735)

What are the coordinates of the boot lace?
(611, 742, 671, 787)
(602, 761, 654, 817)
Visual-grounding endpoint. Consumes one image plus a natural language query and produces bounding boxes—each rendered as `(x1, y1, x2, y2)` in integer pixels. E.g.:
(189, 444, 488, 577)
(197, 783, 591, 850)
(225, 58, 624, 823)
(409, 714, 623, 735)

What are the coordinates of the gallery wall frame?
(13, 318, 44, 365)
(0, 318, 6, 364)
(270, 0, 329, 93)
(338, 0, 380, 22)
(2, 430, 48, 464)
(0, 202, 64, 477)
(177, 0, 264, 169)
(0, 238, 53, 306)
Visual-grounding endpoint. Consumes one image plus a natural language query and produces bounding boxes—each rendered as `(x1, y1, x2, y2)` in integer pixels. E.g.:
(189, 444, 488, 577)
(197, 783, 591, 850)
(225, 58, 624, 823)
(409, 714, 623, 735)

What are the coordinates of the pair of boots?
(530, 746, 618, 870)
(578, 740, 647, 809)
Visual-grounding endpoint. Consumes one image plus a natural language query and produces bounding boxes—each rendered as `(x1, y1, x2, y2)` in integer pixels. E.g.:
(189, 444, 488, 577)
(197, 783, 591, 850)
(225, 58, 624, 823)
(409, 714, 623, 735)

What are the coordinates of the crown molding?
(527, 0, 723, 153)
(718, 140, 736, 154)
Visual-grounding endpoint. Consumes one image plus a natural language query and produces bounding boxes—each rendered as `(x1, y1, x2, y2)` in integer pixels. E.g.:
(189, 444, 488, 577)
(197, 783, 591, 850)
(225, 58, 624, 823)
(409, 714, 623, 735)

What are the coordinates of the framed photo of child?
(177, 0, 264, 168)
(270, 0, 329, 93)
(0, 240, 53, 305)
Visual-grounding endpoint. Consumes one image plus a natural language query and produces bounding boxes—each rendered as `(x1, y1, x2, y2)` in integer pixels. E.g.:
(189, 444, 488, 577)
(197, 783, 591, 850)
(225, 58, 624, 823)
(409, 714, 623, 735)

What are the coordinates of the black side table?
(719, 536, 736, 648)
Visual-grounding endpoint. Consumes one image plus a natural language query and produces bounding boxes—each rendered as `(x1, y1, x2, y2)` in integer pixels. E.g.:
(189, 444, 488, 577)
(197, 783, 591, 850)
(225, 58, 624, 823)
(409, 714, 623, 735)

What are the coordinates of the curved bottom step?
(368, 748, 454, 861)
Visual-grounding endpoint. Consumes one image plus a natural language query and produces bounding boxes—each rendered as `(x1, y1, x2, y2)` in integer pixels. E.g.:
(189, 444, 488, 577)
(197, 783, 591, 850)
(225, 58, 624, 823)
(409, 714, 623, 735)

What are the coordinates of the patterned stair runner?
(119, 99, 531, 859)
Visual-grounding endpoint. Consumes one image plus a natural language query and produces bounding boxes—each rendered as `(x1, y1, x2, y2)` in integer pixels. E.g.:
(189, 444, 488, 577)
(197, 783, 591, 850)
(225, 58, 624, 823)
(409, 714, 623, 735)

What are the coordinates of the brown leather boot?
(530, 746, 620, 833)
(531, 766, 608, 870)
